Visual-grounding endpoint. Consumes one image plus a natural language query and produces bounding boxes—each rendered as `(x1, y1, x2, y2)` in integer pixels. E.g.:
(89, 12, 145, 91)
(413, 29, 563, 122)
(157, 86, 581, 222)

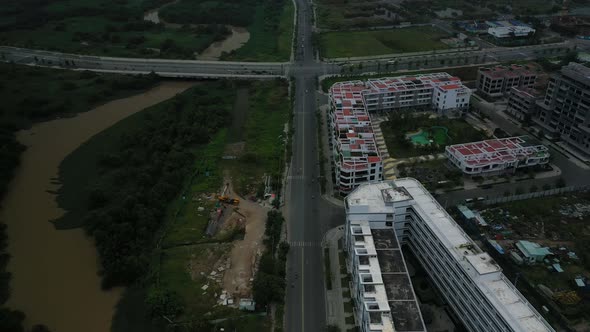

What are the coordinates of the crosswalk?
(289, 241, 321, 248)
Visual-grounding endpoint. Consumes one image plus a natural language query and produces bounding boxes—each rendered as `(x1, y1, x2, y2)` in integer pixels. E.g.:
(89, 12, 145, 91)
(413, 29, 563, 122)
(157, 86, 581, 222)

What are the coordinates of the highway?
(2, 38, 587, 79)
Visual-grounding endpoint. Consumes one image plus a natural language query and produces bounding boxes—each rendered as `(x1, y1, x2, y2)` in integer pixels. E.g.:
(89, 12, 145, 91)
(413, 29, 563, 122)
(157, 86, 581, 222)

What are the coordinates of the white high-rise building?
(345, 179, 554, 332)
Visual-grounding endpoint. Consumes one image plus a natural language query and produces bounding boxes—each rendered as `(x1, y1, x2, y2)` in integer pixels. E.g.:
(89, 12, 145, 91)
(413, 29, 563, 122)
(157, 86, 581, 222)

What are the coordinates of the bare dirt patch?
(220, 175, 269, 298)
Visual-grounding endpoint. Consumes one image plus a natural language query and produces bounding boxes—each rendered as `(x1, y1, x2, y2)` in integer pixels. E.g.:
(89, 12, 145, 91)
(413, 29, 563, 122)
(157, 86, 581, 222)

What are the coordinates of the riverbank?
(1, 81, 194, 332)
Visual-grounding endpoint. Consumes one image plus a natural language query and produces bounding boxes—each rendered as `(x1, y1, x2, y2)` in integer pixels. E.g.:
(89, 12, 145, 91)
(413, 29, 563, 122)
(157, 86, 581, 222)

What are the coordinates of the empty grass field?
(319, 26, 450, 58)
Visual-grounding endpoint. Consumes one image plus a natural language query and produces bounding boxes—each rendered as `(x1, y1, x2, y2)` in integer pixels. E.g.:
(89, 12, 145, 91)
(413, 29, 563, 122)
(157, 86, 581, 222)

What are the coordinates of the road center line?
(301, 247, 305, 332)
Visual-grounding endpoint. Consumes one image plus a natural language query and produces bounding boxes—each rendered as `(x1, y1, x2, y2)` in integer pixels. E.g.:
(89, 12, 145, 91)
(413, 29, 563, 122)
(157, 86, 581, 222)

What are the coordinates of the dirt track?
(221, 177, 269, 297)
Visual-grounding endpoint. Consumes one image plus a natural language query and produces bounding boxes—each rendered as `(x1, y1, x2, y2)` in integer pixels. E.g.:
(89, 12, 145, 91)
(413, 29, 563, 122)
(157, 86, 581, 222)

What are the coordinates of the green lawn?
(319, 26, 450, 58)
(223, 80, 291, 194)
(222, 0, 294, 61)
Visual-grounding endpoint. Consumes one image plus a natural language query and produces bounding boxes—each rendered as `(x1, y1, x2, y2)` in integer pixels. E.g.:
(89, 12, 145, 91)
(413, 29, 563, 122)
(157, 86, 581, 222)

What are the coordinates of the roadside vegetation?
(319, 26, 449, 59)
(381, 110, 487, 158)
(320, 65, 481, 92)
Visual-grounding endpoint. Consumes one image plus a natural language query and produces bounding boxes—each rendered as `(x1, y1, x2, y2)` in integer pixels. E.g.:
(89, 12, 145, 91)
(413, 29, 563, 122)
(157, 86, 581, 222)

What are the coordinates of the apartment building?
(345, 220, 425, 332)
(476, 65, 537, 98)
(445, 136, 549, 176)
(329, 81, 383, 194)
(488, 26, 535, 38)
(328, 73, 471, 194)
(534, 62, 590, 155)
(345, 179, 554, 332)
(363, 73, 471, 115)
(506, 86, 543, 121)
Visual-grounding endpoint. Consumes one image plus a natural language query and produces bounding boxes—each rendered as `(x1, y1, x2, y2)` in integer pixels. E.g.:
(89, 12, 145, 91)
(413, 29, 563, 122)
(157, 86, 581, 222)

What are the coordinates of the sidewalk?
(319, 104, 345, 207)
(371, 115, 398, 180)
(323, 226, 355, 331)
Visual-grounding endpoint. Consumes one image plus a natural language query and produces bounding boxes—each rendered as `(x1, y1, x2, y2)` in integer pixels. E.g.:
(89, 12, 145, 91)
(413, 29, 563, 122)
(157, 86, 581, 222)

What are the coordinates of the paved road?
(3, 38, 588, 79)
(283, 0, 346, 330)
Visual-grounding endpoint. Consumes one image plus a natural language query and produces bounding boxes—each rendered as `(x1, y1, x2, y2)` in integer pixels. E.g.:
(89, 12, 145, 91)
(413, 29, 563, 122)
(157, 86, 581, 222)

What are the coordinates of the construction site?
(152, 81, 290, 329)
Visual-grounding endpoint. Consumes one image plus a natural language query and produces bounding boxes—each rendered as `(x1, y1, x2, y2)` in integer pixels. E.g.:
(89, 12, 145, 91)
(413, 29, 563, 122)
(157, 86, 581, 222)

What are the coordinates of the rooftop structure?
(445, 136, 549, 176)
(516, 241, 552, 263)
(345, 179, 555, 332)
(488, 26, 535, 38)
(476, 65, 537, 99)
(329, 81, 382, 194)
(329, 74, 471, 194)
(362, 73, 471, 115)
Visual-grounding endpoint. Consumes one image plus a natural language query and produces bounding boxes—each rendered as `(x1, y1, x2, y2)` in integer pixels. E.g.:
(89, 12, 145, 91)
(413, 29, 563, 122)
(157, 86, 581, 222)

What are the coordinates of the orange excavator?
(217, 195, 240, 206)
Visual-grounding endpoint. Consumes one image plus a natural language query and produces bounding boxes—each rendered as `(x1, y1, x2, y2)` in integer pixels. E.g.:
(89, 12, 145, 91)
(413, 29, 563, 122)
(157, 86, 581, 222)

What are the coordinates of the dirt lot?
(220, 176, 270, 298)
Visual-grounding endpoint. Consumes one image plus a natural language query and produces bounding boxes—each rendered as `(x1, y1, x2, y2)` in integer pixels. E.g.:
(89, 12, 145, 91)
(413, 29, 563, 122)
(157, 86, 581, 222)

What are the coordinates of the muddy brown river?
(1, 81, 194, 332)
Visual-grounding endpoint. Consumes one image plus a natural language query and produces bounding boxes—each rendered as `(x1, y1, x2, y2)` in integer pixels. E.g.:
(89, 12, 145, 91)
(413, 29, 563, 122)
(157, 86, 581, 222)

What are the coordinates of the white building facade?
(329, 81, 383, 194)
(345, 179, 554, 332)
(445, 136, 550, 176)
(329, 73, 471, 194)
(488, 26, 535, 38)
(362, 73, 472, 116)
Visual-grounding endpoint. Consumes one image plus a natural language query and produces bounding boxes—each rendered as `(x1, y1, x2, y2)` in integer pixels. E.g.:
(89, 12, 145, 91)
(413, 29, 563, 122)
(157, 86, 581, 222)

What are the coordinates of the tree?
(515, 187, 524, 195)
(31, 325, 52, 332)
(146, 288, 184, 318)
(530, 185, 538, 193)
(253, 270, 284, 306)
(555, 177, 566, 188)
(542, 183, 551, 191)
(0, 308, 25, 332)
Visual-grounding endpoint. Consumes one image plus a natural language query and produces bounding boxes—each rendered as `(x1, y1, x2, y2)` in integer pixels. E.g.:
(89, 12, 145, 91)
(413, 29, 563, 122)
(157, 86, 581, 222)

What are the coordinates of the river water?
(143, 4, 249, 60)
(196, 27, 250, 60)
(1, 81, 194, 332)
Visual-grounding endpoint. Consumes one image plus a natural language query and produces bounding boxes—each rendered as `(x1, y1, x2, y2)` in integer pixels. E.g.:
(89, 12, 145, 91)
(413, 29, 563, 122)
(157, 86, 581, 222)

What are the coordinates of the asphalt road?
(283, 0, 341, 330)
(3, 37, 589, 80)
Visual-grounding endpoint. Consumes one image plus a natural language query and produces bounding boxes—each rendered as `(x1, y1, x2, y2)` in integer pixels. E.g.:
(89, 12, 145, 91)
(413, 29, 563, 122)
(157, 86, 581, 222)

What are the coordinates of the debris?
(201, 285, 209, 291)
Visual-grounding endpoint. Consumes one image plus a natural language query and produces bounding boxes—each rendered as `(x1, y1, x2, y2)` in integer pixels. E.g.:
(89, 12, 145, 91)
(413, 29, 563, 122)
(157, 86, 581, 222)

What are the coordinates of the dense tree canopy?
(81, 83, 232, 287)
